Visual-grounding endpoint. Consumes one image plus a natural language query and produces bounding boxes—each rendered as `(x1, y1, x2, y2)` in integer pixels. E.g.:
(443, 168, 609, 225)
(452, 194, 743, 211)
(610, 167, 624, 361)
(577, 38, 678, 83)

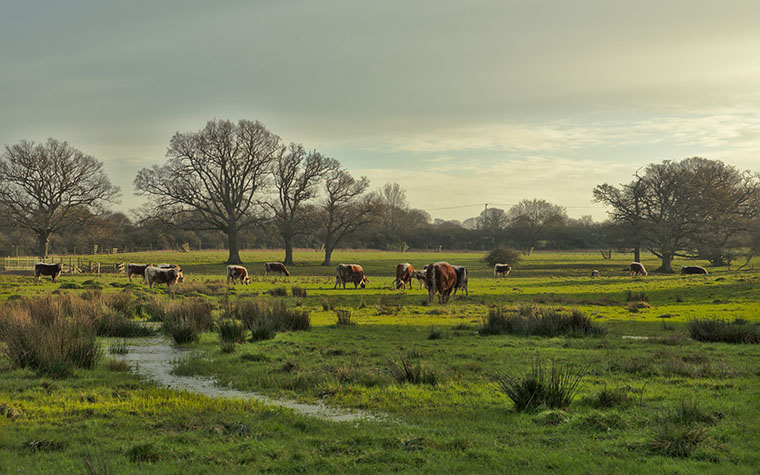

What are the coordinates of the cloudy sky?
(2, 0, 760, 222)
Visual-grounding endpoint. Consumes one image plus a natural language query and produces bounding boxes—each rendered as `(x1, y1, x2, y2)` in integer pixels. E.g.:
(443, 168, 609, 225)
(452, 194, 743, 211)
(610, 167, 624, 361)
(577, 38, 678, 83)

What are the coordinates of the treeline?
(1, 120, 759, 270)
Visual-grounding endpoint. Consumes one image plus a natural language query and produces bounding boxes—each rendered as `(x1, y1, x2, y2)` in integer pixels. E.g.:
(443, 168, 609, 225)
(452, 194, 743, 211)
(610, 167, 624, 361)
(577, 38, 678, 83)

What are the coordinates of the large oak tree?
(0, 138, 119, 257)
(134, 119, 281, 264)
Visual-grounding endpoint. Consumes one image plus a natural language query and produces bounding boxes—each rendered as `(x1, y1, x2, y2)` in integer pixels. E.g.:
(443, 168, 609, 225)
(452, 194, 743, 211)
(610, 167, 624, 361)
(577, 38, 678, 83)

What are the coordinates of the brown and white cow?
(227, 265, 251, 285)
(145, 266, 184, 288)
(413, 270, 428, 289)
(127, 263, 151, 282)
(452, 265, 469, 296)
(34, 262, 62, 283)
(334, 264, 368, 289)
(425, 262, 457, 304)
(629, 262, 647, 276)
(494, 264, 512, 278)
(264, 262, 290, 277)
(681, 265, 708, 275)
(393, 263, 415, 290)
(591, 269, 601, 277)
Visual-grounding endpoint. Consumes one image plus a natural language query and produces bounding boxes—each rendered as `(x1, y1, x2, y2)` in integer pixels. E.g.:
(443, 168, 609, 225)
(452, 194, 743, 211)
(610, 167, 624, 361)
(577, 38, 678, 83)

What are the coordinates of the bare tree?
(0, 139, 120, 257)
(267, 144, 336, 265)
(134, 119, 280, 264)
(317, 168, 374, 266)
(507, 199, 567, 250)
(375, 182, 410, 248)
(593, 173, 647, 262)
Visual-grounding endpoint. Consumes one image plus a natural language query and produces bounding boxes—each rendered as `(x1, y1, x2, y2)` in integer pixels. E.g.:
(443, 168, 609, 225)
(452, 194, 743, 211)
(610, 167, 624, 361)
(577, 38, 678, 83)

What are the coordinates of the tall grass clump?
(687, 318, 759, 344)
(97, 311, 156, 338)
(648, 400, 716, 458)
(226, 298, 309, 342)
(291, 286, 307, 298)
(480, 305, 604, 337)
(386, 353, 439, 385)
(0, 295, 103, 377)
(163, 298, 215, 344)
(495, 354, 586, 412)
(334, 309, 355, 326)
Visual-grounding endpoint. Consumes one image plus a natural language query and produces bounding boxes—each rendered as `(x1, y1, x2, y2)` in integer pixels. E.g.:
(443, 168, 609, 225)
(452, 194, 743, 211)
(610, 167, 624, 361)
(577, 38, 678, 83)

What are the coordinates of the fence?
(3, 256, 124, 274)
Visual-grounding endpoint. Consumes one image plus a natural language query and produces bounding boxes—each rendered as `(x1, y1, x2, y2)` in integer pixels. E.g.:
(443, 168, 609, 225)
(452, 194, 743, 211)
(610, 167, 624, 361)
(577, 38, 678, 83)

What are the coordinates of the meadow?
(0, 249, 759, 473)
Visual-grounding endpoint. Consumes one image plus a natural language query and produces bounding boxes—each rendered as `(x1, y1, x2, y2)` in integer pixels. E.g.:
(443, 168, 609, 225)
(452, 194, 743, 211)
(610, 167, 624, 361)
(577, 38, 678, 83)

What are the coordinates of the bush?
(495, 354, 586, 412)
(480, 305, 605, 337)
(483, 247, 520, 268)
(687, 318, 759, 344)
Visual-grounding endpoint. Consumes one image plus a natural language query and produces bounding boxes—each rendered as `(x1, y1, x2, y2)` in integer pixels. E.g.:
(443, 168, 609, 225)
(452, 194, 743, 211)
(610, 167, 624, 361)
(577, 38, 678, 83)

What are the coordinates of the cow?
(629, 262, 647, 276)
(681, 265, 708, 275)
(34, 262, 62, 283)
(264, 262, 290, 277)
(452, 265, 469, 296)
(127, 263, 151, 282)
(227, 265, 251, 284)
(591, 269, 601, 277)
(393, 263, 415, 290)
(413, 270, 428, 289)
(144, 266, 184, 289)
(494, 264, 512, 278)
(334, 264, 368, 289)
(425, 262, 457, 304)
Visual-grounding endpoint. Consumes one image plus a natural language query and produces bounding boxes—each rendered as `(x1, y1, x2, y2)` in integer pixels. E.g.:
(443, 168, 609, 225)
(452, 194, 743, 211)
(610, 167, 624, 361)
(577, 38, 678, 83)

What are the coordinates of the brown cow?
(127, 263, 151, 282)
(334, 264, 368, 289)
(145, 266, 184, 288)
(34, 262, 62, 283)
(629, 262, 647, 276)
(591, 269, 601, 277)
(264, 262, 290, 277)
(227, 265, 251, 285)
(393, 263, 415, 290)
(494, 264, 512, 277)
(425, 262, 457, 304)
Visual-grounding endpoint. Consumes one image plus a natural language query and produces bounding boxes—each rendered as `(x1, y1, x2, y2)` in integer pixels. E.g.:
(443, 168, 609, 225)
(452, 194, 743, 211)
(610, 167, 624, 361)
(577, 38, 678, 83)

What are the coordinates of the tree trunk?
(283, 237, 294, 265)
(226, 226, 242, 264)
(37, 233, 50, 258)
(634, 245, 641, 263)
(322, 245, 334, 266)
(656, 251, 674, 273)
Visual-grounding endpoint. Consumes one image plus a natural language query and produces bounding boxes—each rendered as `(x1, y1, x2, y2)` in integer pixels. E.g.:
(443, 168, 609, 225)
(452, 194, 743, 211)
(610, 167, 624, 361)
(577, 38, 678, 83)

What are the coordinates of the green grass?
(1, 249, 760, 472)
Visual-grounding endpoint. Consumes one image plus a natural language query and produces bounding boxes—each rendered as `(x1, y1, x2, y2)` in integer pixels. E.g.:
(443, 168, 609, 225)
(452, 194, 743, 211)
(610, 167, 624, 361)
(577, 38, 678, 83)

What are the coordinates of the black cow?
(681, 265, 708, 275)
(34, 262, 62, 283)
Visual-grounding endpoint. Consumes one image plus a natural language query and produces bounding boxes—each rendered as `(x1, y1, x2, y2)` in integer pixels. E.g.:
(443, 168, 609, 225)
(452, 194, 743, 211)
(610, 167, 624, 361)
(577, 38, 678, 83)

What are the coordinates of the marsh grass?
(97, 311, 156, 338)
(291, 286, 307, 298)
(480, 305, 604, 337)
(687, 318, 760, 344)
(386, 353, 439, 385)
(216, 319, 246, 344)
(266, 287, 288, 297)
(334, 309, 355, 326)
(495, 355, 586, 412)
(163, 298, 215, 344)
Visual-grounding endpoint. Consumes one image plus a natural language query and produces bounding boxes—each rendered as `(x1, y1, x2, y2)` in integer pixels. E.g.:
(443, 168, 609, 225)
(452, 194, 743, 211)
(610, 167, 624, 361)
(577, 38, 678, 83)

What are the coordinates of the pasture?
(1, 249, 759, 473)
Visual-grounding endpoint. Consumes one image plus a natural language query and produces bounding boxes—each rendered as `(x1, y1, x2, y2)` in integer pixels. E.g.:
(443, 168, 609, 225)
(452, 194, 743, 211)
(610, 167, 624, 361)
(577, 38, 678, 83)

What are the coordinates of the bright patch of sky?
(2, 0, 760, 222)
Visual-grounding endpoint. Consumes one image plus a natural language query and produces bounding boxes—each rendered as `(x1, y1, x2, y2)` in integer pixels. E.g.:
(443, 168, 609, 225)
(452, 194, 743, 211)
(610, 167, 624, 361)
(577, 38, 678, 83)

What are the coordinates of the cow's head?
(360, 277, 369, 288)
(175, 269, 185, 283)
(243, 275, 251, 285)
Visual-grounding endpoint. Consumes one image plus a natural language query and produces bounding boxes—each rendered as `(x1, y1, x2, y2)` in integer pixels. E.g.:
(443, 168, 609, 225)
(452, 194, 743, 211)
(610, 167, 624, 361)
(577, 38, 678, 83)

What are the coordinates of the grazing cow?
(144, 266, 184, 289)
(629, 262, 647, 276)
(334, 264, 368, 289)
(494, 264, 512, 278)
(264, 262, 290, 277)
(452, 265, 469, 296)
(591, 269, 601, 277)
(34, 262, 62, 283)
(425, 262, 457, 304)
(227, 265, 251, 285)
(393, 263, 415, 290)
(127, 263, 151, 282)
(681, 265, 708, 275)
(413, 270, 428, 289)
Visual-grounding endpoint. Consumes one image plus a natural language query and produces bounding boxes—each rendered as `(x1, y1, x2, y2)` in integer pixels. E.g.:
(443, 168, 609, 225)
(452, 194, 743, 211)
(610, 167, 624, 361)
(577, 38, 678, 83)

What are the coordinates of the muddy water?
(114, 337, 379, 423)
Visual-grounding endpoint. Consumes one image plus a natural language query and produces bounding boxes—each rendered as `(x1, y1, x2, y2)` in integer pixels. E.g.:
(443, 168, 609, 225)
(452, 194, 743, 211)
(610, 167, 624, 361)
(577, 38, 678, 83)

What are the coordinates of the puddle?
(622, 335, 652, 340)
(114, 337, 380, 423)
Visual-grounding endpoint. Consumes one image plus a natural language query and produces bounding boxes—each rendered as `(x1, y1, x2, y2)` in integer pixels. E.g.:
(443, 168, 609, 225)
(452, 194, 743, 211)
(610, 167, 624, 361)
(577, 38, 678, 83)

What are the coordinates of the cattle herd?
(29, 259, 709, 300)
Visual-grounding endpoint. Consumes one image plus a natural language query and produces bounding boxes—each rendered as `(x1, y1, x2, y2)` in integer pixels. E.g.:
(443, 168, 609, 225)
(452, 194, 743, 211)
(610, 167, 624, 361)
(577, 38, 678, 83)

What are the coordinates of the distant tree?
(507, 199, 567, 250)
(374, 182, 411, 249)
(134, 119, 280, 264)
(317, 168, 374, 266)
(0, 138, 119, 257)
(594, 158, 760, 272)
(483, 247, 520, 267)
(267, 144, 336, 265)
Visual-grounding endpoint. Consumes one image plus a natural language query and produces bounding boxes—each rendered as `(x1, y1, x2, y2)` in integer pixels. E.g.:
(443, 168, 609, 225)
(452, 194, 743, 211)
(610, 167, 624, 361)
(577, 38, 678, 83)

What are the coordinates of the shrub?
(334, 309, 355, 326)
(483, 247, 520, 268)
(495, 355, 586, 412)
(386, 354, 439, 385)
(291, 286, 307, 298)
(480, 305, 604, 337)
(687, 318, 759, 344)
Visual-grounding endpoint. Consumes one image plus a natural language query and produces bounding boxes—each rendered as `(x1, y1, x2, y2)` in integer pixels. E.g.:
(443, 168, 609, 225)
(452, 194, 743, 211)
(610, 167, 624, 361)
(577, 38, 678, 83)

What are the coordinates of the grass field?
(1, 249, 759, 473)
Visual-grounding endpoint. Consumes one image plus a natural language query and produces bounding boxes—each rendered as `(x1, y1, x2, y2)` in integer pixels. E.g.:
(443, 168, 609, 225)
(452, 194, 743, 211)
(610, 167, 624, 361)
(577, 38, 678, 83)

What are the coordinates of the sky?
(2, 0, 760, 222)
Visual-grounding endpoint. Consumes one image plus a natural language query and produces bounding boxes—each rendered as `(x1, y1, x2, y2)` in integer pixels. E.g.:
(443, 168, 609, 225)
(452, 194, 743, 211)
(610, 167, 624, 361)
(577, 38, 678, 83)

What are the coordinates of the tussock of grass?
(480, 305, 604, 337)
(386, 353, 439, 385)
(266, 287, 288, 297)
(163, 298, 215, 344)
(225, 298, 309, 341)
(97, 311, 156, 338)
(687, 318, 759, 344)
(495, 355, 585, 412)
(334, 309, 355, 326)
(216, 319, 246, 344)
(291, 286, 307, 298)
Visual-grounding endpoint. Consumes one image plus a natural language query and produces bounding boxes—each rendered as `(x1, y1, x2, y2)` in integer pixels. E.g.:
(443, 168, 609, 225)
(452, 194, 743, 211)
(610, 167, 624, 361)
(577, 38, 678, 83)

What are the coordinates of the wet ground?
(114, 337, 380, 423)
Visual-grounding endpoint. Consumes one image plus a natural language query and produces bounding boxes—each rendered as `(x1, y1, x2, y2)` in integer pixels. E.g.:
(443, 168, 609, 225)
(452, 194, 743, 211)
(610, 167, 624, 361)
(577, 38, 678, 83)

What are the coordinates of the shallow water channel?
(114, 337, 379, 423)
